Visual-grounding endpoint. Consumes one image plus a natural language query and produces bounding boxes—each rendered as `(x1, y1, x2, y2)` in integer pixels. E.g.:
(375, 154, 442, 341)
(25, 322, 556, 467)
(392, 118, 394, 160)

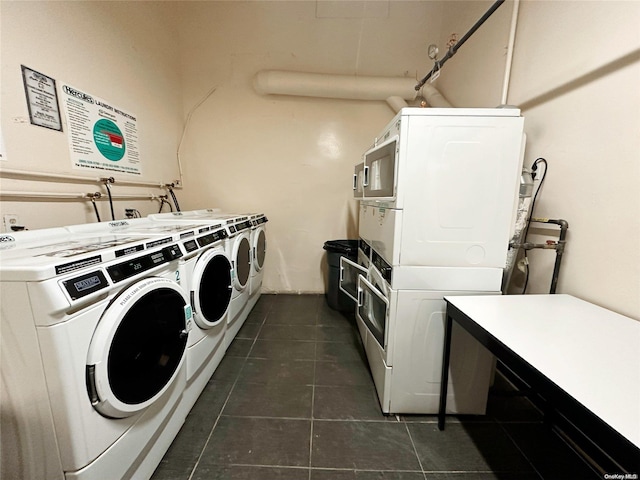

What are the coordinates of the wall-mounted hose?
(101, 177, 116, 221)
(167, 184, 181, 212)
(158, 195, 174, 213)
(89, 193, 102, 222)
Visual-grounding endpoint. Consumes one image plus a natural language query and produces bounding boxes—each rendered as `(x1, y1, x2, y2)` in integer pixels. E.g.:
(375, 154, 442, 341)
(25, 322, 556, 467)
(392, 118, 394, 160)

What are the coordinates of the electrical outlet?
(3, 214, 20, 232)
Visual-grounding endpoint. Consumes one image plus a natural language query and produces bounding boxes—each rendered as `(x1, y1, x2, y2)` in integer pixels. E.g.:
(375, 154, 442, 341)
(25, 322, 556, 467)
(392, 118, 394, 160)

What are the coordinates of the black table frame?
(438, 299, 640, 474)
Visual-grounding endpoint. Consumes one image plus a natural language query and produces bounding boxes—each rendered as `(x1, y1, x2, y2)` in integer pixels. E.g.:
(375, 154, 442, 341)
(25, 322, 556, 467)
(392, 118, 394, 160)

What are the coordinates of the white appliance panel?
(389, 290, 495, 414)
(360, 288, 495, 415)
(399, 116, 525, 267)
(358, 203, 401, 266)
(390, 265, 502, 291)
(0, 282, 64, 480)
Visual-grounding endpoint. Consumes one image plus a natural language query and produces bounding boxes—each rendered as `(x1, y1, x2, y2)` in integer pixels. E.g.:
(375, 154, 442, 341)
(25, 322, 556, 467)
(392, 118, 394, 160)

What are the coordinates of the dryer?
(0, 227, 190, 480)
(64, 218, 231, 416)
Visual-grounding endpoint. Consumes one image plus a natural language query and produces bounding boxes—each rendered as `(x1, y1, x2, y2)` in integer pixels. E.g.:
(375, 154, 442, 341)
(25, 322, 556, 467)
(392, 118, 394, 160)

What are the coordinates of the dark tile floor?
(152, 294, 601, 480)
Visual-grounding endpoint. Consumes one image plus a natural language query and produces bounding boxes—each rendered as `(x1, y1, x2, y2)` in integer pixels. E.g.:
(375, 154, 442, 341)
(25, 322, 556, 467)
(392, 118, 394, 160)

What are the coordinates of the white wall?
(437, 0, 640, 319)
(0, 1, 183, 228)
(175, 1, 444, 293)
(434, 0, 514, 107)
(4, 1, 635, 318)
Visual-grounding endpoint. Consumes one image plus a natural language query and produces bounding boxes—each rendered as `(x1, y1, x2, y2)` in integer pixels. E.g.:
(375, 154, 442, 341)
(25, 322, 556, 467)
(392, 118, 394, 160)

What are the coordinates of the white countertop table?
(438, 294, 640, 473)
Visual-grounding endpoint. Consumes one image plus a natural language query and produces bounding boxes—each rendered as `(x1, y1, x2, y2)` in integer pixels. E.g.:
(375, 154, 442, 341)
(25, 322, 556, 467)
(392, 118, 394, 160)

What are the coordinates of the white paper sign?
(21, 66, 63, 131)
(61, 84, 141, 175)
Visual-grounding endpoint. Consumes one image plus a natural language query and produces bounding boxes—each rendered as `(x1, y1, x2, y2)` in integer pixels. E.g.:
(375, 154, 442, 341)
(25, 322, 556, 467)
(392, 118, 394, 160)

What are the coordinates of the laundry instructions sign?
(61, 84, 141, 175)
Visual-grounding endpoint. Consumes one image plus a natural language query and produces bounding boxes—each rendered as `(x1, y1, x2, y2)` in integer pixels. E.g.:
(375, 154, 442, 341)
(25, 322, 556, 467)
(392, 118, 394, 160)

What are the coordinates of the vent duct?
(253, 70, 451, 112)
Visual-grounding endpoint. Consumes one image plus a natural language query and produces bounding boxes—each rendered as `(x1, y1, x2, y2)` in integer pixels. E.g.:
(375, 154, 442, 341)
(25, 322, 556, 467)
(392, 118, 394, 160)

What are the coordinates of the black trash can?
(323, 239, 358, 311)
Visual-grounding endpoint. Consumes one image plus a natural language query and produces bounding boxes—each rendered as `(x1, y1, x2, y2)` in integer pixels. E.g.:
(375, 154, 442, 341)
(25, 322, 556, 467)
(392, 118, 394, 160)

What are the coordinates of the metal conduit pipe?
(0, 191, 94, 200)
(0, 191, 162, 201)
(415, 0, 506, 91)
(253, 70, 452, 108)
(0, 168, 179, 189)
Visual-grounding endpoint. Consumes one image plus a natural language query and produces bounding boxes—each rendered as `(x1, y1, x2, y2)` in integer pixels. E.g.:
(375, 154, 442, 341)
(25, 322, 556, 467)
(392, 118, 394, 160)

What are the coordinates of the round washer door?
(192, 247, 232, 328)
(232, 233, 251, 291)
(86, 277, 189, 418)
(252, 227, 266, 273)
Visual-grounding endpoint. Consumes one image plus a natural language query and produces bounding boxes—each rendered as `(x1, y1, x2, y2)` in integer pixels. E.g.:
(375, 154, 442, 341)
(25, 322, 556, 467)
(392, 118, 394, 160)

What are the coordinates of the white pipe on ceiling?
(419, 84, 452, 108)
(253, 70, 452, 108)
(501, 0, 520, 105)
(385, 96, 409, 113)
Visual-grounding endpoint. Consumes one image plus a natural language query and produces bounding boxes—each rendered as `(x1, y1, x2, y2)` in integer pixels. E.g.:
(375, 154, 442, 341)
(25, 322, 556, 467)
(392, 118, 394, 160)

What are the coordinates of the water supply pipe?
(415, 0, 506, 91)
(511, 217, 569, 294)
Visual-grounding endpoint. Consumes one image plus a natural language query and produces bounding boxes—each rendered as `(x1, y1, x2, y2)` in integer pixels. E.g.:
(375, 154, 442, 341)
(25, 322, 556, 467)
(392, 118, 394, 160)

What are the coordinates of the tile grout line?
(403, 421, 429, 480)
(186, 304, 272, 480)
(308, 299, 321, 480)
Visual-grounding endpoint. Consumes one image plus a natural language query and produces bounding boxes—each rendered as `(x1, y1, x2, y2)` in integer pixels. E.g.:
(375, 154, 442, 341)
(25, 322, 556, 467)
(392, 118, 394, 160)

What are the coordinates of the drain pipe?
(253, 70, 451, 111)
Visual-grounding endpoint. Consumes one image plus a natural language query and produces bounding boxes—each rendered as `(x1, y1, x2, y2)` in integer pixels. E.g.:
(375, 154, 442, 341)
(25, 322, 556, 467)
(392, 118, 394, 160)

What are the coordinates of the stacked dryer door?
(0, 228, 190, 480)
(340, 238, 371, 343)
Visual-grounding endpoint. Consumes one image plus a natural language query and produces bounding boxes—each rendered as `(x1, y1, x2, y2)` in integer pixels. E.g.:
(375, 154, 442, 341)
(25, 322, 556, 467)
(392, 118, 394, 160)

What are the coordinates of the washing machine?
(190, 210, 262, 338)
(246, 213, 268, 312)
(0, 226, 191, 480)
(64, 218, 231, 415)
(172, 225, 233, 412)
(149, 211, 253, 349)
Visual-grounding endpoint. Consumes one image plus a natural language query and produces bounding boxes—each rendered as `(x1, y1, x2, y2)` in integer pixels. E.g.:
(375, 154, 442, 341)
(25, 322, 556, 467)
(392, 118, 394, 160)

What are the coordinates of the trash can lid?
(323, 239, 358, 255)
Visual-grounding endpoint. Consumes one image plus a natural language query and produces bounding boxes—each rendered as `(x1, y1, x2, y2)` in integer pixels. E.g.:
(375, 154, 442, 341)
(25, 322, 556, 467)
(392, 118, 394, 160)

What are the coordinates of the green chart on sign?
(93, 119, 126, 161)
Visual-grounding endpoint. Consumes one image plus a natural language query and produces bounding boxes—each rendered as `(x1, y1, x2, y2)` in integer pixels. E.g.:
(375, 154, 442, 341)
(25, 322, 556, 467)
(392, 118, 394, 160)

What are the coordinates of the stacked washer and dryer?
(0, 210, 267, 480)
(340, 108, 526, 415)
